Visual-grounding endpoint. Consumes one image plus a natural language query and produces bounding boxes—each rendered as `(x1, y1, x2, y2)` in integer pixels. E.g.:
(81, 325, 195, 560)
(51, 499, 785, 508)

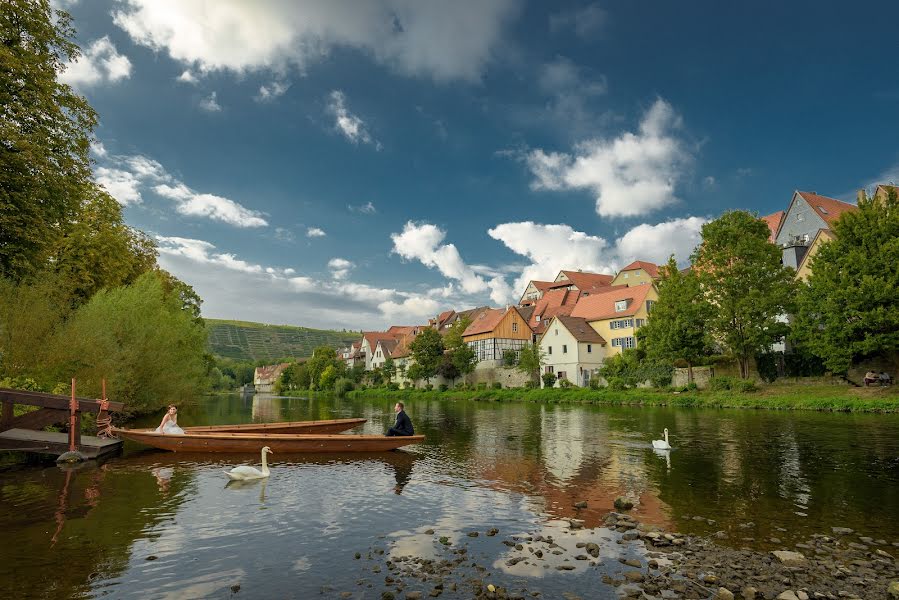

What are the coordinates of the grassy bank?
(347, 383, 899, 412)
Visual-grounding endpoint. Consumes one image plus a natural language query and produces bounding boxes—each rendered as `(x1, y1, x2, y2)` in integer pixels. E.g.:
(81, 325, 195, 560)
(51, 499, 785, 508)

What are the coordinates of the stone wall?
(672, 366, 714, 389)
(469, 366, 533, 388)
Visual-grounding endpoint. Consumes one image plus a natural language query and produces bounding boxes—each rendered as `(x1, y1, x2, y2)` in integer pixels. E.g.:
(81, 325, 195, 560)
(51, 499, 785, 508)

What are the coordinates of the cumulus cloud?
(256, 81, 289, 102)
(526, 98, 692, 217)
(91, 147, 267, 226)
(613, 217, 707, 265)
(328, 258, 355, 280)
(306, 227, 326, 238)
(111, 0, 518, 83)
(156, 236, 446, 328)
(391, 221, 487, 295)
(177, 69, 198, 84)
(199, 91, 222, 112)
(58, 36, 132, 88)
(327, 91, 380, 148)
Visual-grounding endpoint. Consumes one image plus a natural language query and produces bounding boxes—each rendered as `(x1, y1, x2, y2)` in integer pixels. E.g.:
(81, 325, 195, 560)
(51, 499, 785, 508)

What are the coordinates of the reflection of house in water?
(253, 362, 291, 393)
(251, 395, 282, 422)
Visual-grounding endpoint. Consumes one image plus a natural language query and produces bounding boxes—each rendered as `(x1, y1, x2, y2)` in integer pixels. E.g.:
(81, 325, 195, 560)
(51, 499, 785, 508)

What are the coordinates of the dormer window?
(535, 314, 541, 322)
(817, 205, 829, 214)
(615, 300, 627, 312)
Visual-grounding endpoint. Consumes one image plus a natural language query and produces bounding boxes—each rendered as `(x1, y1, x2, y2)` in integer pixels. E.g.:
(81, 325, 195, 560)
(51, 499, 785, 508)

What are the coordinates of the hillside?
(206, 319, 359, 362)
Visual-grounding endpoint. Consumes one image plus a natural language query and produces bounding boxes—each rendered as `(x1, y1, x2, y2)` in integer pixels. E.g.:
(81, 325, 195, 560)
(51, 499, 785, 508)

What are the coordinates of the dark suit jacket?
(393, 410, 414, 436)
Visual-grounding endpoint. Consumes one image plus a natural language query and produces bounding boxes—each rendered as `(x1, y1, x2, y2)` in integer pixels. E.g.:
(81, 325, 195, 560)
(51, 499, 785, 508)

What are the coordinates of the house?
(523, 287, 582, 339)
(873, 184, 899, 202)
(341, 341, 364, 368)
(569, 284, 658, 356)
(519, 270, 614, 305)
(774, 191, 858, 269)
(538, 315, 607, 387)
(371, 338, 399, 370)
(795, 228, 836, 282)
(433, 306, 491, 334)
(462, 306, 532, 366)
(253, 362, 291, 393)
(359, 332, 402, 370)
(761, 211, 786, 243)
(610, 261, 660, 287)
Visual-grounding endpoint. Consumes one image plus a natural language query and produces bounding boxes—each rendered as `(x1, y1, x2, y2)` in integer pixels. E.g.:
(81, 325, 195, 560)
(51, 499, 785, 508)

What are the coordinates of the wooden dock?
(0, 428, 122, 459)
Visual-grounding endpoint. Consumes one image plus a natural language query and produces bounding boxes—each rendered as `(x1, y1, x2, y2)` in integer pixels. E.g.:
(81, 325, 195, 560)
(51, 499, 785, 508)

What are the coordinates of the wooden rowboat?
(183, 418, 366, 435)
(112, 427, 424, 453)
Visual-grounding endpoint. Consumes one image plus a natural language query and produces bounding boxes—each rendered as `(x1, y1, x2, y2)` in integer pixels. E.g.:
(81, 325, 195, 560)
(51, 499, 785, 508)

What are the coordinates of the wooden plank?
(0, 400, 12, 430)
(0, 429, 122, 458)
(5, 408, 69, 431)
(0, 388, 124, 413)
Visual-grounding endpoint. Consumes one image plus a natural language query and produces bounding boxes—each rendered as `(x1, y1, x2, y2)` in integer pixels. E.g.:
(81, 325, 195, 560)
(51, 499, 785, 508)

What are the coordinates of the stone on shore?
(889, 580, 899, 599)
(776, 592, 799, 600)
(715, 588, 734, 600)
(771, 550, 807, 567)
(614, 497, 634, 511)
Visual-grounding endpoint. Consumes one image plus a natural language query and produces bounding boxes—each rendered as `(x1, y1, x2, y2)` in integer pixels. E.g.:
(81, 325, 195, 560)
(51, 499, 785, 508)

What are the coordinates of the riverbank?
(345, 383, 899, 412)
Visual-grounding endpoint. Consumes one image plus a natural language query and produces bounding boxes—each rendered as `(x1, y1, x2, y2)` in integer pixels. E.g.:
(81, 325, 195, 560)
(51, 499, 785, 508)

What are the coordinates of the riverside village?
(2, 2, 899, 600)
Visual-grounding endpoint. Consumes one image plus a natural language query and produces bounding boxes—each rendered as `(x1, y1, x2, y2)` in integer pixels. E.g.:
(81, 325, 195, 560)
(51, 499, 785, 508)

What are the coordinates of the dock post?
(56, 378, 86, 463)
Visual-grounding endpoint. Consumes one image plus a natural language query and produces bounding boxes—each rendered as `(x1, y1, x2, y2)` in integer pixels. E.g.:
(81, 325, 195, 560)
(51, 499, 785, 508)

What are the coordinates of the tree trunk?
(738, 356, 749, 379)
(687, 362, 694, 384)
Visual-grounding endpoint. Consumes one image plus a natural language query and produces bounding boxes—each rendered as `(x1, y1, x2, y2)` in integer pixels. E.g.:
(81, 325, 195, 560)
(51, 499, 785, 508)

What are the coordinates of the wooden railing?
(0, 388, 124, 447)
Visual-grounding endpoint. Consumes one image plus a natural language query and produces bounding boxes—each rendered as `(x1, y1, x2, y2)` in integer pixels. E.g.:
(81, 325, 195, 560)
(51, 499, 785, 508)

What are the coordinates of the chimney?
(857, 188, 866, 204)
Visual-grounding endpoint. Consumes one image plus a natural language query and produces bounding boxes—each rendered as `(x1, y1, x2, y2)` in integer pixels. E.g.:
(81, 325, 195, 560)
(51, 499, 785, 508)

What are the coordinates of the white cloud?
(702, 175, 717, 189)
(156, 236, 446, 328)
(95, 166, 143, 205)
(256, 81, 289, 102)
(326, 91, 380, 148)
(306, 227, 326, 238)
(90, 140, 108, 158)
(111, 0, 518, 83)
(391, 221, 487, 295)
(177, 69, 198, 84)
(274, 227, 295, 243)
(199, 91, 222, 112)
(328, 258, 354, 280)
(549, 3, 607, 39)
(614, 217, 707, 265)
(58, 36, 132, 88)
(154, 182, 268, 227)
(348, 201, 377, 214)
(526, 98, 692, 217)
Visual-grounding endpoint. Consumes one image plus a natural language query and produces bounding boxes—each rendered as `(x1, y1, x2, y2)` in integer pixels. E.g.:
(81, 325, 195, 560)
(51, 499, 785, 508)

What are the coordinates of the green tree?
(319, 364, 339, 390)
(637, 256, 711, 383)
(693, 211, 796, 378)
(516, 343, 545, 383)
(444, 317, 475, 384)
(48, 271, 208, 413)
(305, 346, 342, 390)
(279, 361, 310, 390)
(408, 327, 444, 384)
(1, 0, 98, 280)
(436, 353, 460, 383)
(793, 189, 899, 373)
(382, 356, 396, 382)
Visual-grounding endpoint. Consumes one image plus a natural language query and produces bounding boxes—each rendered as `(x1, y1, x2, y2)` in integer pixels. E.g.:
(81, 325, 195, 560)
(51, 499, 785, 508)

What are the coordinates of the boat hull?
(112, 428, 424, 453)
(184, 418, 366, 435)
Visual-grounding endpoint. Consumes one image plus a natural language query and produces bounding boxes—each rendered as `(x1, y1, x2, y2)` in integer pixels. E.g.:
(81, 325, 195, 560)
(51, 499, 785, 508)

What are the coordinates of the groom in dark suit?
(386, 402, 414, 436)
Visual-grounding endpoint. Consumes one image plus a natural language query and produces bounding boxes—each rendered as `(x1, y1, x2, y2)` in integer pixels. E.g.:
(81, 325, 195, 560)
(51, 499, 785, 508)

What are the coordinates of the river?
(2, 393, 898, 599)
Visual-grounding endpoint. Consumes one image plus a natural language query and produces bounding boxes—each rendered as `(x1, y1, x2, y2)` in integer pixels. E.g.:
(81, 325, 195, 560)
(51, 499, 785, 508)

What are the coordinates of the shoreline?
(342, 384, 899, 413)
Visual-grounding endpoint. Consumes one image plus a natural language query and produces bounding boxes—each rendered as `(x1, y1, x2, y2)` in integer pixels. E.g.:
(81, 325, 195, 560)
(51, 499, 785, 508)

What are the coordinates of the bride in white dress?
(155, 405, 185, 435)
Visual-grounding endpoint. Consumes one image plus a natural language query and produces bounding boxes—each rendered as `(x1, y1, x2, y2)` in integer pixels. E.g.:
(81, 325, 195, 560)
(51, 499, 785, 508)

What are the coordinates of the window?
(615, 300, 627, 312)
(562, 345, 567, 354)
(636, 319, 646, 328)
(646, 300, 656, 313)
(587, 344, 592, 353)
(610, 319, 633, 330)
(635, 270, 642, 275)
(555, 329, 558, 335)
(548, 346, 552, 354)
(557, 371, 566, 380)
(512, 321, 518, 333)
(545, 366, 554, 374)
(624, 337, 635, 349)
(535, 314, 541, 322)
(612, 337, 635, 348)
(817, 205, 829, 214)
(623, 273, 629, 279)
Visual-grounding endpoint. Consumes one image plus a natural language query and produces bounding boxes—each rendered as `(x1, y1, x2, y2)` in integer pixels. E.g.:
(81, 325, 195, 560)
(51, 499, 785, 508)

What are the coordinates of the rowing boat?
(183, 418, 366, 435)
(112, 427, 424, 453)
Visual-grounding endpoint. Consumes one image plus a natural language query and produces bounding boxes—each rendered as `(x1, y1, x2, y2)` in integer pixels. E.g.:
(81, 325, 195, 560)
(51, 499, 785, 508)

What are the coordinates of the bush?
(386, 382, 399, 391)
(709, 376, 757, 392)
(524, 380, 539, 389)
(438, 383, 448, 391)
(735, 379, 758, 393)
(541, 373, 557, 388)
(607, 377, 627, 391)
(502, 349, 518, 367)
(559, 379, 572, 388)
(333, 377, 355, 397)
(588, 377, 602, 390)
(476, 382, 488, 390)
(424, 383, 434, 391)
(755, 352, 779, 383)
(491, 382, 502, 389)
(455, 382, 467, 390)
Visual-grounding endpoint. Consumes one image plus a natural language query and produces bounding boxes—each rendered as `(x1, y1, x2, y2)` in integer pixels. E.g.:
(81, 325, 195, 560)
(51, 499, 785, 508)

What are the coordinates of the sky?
(57, 0, 899, 330)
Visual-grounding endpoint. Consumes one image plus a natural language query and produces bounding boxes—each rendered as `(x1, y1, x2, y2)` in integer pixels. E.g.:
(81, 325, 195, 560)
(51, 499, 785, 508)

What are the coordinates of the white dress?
(155, 416, 185, 435)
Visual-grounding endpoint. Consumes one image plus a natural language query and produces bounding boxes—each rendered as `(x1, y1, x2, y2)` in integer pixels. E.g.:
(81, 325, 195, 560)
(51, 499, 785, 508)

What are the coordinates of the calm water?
(3, 394, 899, 599)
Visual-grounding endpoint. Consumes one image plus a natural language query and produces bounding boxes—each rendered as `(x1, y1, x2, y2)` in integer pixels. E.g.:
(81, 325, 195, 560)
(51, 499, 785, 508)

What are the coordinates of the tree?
(637, 256, 712, 383)
(382, 356, 396, 382)
(444, 317, 475, 384)
(279, 361, 310, 390)
(516, 343, 545, 383)
(1, 0, 98, 280)
(319, 364, 339, 390)
(408, 327, 444, 384)
(692, 211, 796, 378)
(793, 189, 899, 373)
(436, 354, 460, 383)
(305, 346, 342, 390)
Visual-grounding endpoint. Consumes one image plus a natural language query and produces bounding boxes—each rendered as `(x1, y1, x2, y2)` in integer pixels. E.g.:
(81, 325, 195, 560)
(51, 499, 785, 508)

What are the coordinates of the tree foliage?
(516, 343, 545, 382)
(692, 211, 796, 378)
(1, 0, 98, 280)
(637, 256, 711, 381)
(304, 346, 345, 390)
(793, 189, 899, 372)
(444, 317, 475, 382)
(409, 327, 444, 383)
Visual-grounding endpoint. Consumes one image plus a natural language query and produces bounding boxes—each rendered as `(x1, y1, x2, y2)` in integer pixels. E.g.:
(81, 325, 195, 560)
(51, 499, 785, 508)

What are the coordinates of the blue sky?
(59, 0, 899, 329)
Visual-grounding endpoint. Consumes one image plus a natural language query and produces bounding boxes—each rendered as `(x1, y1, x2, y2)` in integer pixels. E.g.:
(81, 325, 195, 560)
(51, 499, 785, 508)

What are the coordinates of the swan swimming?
(225, 446, 272, 480)
(652, 428, 672, 450)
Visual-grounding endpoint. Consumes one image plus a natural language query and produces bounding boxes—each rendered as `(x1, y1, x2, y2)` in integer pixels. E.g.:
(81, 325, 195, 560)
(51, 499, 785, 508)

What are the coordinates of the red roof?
(462, 308, 506, 337)
(362, 332, 401, 350)
(553, 315, 607, 344)
(527, 288, 580, 334)
(761, 211, 785, 242)
(570, 284, 654, 321)
(558, 270, 614, 290)
(796, 191, 857, 228)
(618, 261, 660, 278)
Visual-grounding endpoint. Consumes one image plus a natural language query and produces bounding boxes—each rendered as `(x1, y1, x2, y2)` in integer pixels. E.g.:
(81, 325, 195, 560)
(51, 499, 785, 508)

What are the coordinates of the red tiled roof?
(796, 191, 857, 228)
(362, 332, 401, 350)
(462, 307, 507, 337)
(559, 270, 614, 290)
(553, 315, 607, 344)
(386, 325, 417, 336)
(618, 260, 661, 278)
(376, 338, 398, 355)
(527, 288, 580, 334)
(570, 284, 654, 321)
(761, 211, 785, 242)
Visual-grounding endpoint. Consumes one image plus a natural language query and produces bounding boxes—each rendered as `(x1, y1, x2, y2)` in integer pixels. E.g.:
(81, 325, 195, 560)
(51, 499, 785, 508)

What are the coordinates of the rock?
(406, 593, 423, 600)
(354, 552, 361, 559)
(614, 497, 635, 511)
(831, 527, 853, 536)
(340, 593, 352, 599)
(230, 584, 241, 593)
(486, 528, 499, 536)
(741, 586, 759, 599)
(715, 588, 734, 600)
(585, 543, 600, 558)
(568, 519, 585, 529)
(556, 565, 575, 571)
(381, 593, 396, 600)
(424, 529, 435, 535)
(467, 532, 479, 537)
(772, 551, 808, 567)
(623, 571, 644, 583)
(145, 555, 158, 561)
(776, 592, 799, 600)
(889, 581, 899, 599)
(574, 501, 588, 509)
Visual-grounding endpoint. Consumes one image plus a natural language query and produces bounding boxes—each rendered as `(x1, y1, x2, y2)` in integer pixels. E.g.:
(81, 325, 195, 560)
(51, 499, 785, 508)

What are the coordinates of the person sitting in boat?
(155, 405, 185, 435)
(386, 402, 414, 437)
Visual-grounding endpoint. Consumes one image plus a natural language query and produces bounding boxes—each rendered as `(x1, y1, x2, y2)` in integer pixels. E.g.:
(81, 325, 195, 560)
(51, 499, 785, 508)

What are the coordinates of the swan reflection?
(653, 447, 672, 471)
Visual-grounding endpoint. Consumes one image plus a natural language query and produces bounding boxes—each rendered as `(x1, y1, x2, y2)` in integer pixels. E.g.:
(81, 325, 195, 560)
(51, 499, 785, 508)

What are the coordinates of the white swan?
(225, 446, 273, 480)
(652, 428, 672, 450)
